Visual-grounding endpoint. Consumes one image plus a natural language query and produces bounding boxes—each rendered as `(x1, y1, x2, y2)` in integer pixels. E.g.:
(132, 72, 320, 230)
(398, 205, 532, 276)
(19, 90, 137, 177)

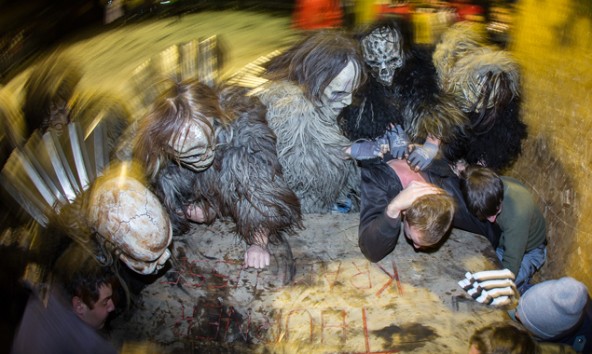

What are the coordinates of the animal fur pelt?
(339, 19, 467, 150)
(434, 22, 527, 172)
(138, 85, 302, 244)
(256, 80, 360, 214)
(215, 85, 302, 243)
(432, 21, 486, 83)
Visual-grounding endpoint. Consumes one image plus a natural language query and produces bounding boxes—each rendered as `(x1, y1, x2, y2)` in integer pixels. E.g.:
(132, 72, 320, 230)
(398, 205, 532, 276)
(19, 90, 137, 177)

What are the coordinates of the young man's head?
(460, 165, 504, 222)
(469, 321, 537, 354)
(55, 246, 117, 329)
(403, 192, 455, 249)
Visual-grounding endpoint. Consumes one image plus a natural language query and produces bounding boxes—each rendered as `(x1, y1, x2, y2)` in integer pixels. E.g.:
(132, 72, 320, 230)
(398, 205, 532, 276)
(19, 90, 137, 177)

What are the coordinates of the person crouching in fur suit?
(133, 80, 302, 269)
(256, 30, 366, 214)
(338, 18, 468, 172)
(433, 22, 527, 173)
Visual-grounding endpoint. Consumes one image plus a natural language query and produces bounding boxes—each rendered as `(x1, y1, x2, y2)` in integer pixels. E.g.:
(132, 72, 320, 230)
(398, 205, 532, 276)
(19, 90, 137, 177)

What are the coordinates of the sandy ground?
(109, 213, 507, 353)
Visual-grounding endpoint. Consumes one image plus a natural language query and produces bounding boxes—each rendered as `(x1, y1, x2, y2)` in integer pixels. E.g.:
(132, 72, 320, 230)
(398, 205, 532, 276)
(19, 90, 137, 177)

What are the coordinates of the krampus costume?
(338, 18, 467, 170)
(131, 79, 302, 269)
(255, 30, 365, 213)
(0, 60, 160, 312)
(433, 22, 527, 172)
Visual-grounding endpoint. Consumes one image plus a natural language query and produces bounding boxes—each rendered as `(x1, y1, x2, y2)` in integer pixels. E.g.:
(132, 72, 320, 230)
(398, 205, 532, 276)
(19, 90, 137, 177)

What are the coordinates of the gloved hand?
(349, 139, 386, 160)
(458, 269, 518, 307)
(385, 125, 410, 160)
(407, 140, 439, 171)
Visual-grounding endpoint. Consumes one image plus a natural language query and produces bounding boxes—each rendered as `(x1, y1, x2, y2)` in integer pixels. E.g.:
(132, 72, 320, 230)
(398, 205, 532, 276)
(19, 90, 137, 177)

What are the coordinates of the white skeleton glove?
(458, 269, 518, 307)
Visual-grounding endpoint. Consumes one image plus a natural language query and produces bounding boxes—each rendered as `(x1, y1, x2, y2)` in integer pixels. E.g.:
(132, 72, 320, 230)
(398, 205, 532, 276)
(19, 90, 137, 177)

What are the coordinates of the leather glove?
(408, 140, 438, 171)
(386, 125, 410, 159)
(349, 139, 386, 160)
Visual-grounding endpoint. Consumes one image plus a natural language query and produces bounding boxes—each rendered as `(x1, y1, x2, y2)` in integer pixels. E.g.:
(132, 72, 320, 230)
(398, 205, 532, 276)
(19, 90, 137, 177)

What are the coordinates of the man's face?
(76, 284, 115, 329)
(486, 205, 503, 223)
(361, 27, 403, 86)
(169, 118, 215, 172)
(403, 220, 428, 250)
(320, 60, 358, 119)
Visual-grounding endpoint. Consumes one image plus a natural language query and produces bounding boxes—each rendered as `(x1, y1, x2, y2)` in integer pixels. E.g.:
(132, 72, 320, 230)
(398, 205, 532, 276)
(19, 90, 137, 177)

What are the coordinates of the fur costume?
(339, 18, 467, 151)
(256, 79, 360, 214)
(433, 22, 527, 172)
(253, 29, 365, 214)
(133, 83, 302, 245)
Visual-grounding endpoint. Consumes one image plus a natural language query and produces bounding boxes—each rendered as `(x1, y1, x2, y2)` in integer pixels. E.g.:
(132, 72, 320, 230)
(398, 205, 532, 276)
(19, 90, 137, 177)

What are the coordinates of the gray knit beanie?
(517, 277, 588, 339)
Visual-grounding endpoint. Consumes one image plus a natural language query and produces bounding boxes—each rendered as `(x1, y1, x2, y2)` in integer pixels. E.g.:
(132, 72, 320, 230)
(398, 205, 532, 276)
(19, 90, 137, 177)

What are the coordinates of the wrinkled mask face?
(89, 176, 173, 275)
(320, 60, 359, 119)
(169, 118, 215, 172)
(361, 27, 403, 86)
(120, 248, 172, 275)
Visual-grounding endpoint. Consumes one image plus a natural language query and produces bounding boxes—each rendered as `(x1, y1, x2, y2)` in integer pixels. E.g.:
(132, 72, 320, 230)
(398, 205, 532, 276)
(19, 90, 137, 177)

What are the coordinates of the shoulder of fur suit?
(257, 80, 317, 119)
(446, 46, 521, 111)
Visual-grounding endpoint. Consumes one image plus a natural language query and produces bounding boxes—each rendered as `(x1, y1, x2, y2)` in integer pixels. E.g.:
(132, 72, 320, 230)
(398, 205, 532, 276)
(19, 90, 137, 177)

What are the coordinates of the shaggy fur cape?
(434, 24, 527, 172)
(257, 80, 360, 214)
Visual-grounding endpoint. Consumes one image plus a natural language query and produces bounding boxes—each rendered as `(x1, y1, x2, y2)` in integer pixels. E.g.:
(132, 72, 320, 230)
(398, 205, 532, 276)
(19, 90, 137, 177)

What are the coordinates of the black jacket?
(359, 157, 500, 262)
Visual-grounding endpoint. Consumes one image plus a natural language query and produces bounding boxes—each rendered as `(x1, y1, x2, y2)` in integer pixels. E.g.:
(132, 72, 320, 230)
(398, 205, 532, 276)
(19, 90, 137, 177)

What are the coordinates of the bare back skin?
(387, 159, 426, 188)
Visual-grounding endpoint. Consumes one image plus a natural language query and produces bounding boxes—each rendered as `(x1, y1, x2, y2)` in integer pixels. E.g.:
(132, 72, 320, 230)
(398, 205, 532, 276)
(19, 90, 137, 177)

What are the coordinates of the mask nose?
(342, 93, 352, 106)
(378, 63, 393, 84)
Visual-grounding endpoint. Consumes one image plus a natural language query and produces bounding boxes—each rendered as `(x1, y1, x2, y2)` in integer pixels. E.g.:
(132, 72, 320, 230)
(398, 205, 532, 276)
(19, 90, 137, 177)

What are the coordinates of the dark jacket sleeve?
(358, 160, 404, 262)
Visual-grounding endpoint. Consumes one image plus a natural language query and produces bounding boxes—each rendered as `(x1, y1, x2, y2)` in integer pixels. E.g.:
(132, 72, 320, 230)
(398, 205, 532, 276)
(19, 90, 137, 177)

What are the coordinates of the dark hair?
(54, 245, 116, 309)
(470, 322, 538, 354)
(460, 165, 504, 221)
(405, 190, 455, 247)
(265, 30, 366, 105)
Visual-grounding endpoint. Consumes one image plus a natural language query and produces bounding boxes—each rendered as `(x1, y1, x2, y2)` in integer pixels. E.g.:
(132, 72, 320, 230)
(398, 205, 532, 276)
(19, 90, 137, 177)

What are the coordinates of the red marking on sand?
(375, 264, 394, 297)
(321, 309, 347, 343)
(285, 309, 314, 343)
(323, 261, 342, 291)
(362, 307, 370, 351)
(374, 261, 404, 297)
(391, 260, 403, 295)
(350, 261, 373, 289)
(355, 308, 400, 353)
